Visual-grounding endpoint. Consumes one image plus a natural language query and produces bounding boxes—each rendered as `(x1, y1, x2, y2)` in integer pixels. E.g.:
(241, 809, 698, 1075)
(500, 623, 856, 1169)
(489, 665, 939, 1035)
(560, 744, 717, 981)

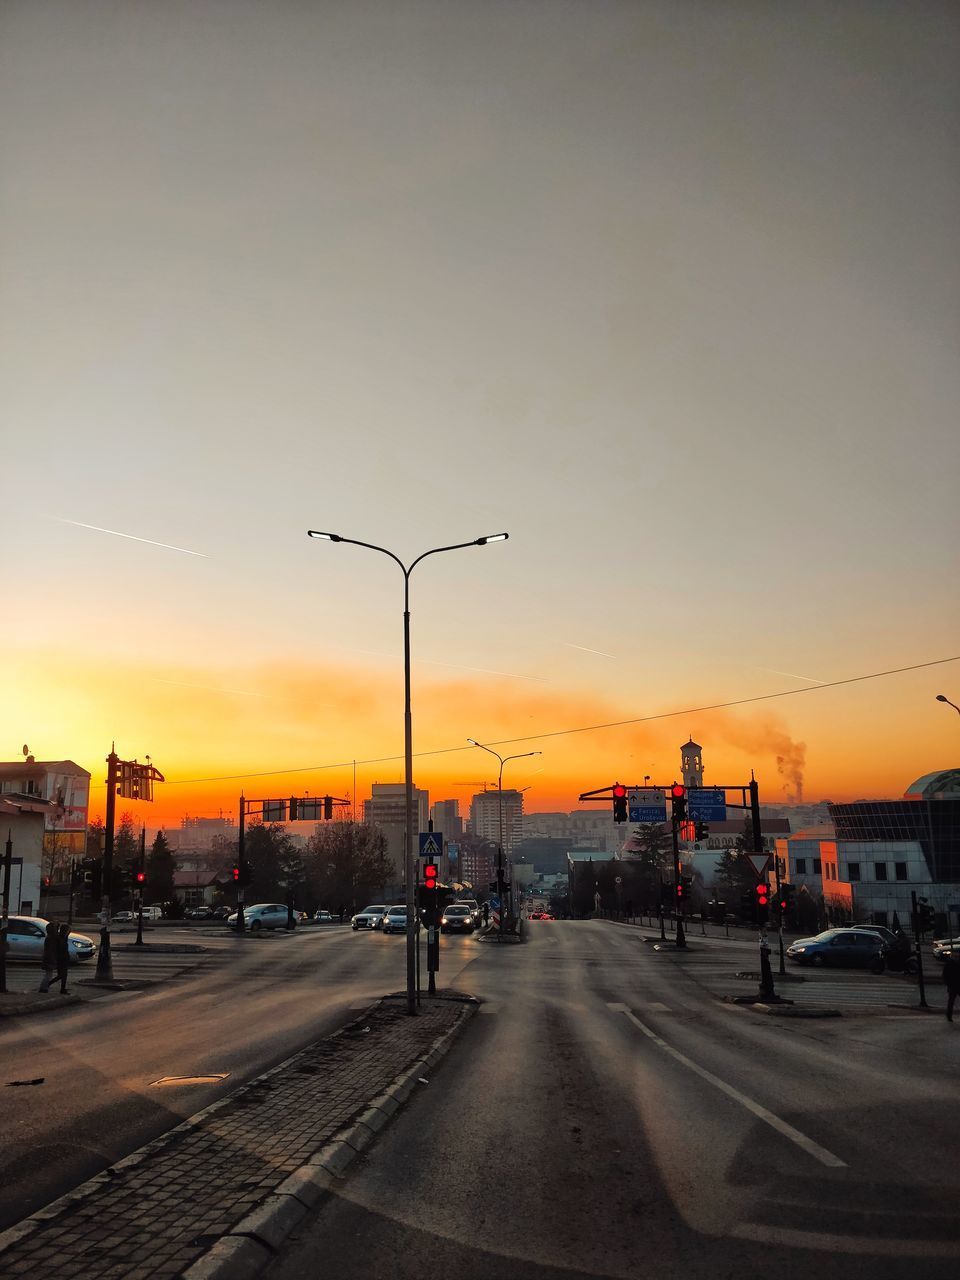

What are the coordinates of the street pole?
(773, 851, 786, 975)
(911, 889, 929, 1010)
(671, 805, 686, 948)
(135, 827, 145, 946)
(308, 528, 508, 1016)
(237, 795, 246, 932)
(95, 747, 119, 981)
(0, 829, 12, 993)
(749, 775, 775, 996)
(467, 740, 541, 939)
(67, 858, 76, 928)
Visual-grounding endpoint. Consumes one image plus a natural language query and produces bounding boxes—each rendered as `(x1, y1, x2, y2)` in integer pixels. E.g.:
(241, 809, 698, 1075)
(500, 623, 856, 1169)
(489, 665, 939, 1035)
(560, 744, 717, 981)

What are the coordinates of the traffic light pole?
(135, 827, 145, 946)
(773, 852, 786, 975)
(671, 803, 686, 949)
(237, 796, 246, 933)
(0, 829, 12, 994)
(911, 890, 929, 1009)
(95, 748, 119, 981)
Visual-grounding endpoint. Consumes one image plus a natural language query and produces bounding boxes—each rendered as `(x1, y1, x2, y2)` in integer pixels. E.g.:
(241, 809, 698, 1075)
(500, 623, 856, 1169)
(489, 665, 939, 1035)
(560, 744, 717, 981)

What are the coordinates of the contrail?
(149, 678, 267, 698)
(562, 642, 617, 659)
(51, 517, 208, 557)
(754, 665, 825, 685)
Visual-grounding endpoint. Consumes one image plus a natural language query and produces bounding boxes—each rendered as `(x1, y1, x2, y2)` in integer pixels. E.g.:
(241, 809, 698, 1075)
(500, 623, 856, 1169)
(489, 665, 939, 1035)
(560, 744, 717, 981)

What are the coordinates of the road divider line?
(606, 1002, 846, 1169)
(731, 1221, 959, 1257)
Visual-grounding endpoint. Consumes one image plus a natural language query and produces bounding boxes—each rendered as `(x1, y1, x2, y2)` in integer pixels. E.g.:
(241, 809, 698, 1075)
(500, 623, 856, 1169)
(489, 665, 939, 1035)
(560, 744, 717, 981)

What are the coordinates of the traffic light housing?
(289, 797, 299, 821)
(135, 869, 146, 885)
(914, 897, 936, 935)
(755, 880, 770, 923)
(676, 874, 693, 904)
(232, 865, 240, 882)
(423, 862, 438, 892)
(670, 783, 687, 822)
(323, 795, 333, 821)
(612, 784, 628, 824)
(694, 820, 709, 841)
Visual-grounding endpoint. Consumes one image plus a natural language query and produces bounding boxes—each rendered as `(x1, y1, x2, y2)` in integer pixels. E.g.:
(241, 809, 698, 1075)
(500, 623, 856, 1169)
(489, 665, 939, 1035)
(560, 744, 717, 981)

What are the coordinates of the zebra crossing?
(675, 956, 943, 1010)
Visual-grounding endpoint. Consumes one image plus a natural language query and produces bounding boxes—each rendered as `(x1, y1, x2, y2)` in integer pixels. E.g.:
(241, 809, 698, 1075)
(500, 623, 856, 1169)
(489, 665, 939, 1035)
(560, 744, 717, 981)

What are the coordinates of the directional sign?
(488, 895, 501, 911)
(628, 788, 667, 824)
(418, 832, 443, 858)
(688, 788, 727, 822)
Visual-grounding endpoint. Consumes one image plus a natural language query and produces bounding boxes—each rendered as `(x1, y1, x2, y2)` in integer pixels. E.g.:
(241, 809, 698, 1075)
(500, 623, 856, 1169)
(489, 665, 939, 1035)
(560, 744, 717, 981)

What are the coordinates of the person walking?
(943, 952, 960, 1023)
(38, 921, 58, 992)
(57, 922, 71, 994)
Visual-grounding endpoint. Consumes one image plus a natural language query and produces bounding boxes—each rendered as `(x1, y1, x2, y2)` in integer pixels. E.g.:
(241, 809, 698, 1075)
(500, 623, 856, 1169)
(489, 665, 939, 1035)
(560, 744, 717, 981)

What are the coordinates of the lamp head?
(936, 694, 949, 702)
(475, 533, 509, 545)
(307, 530, 343, 542)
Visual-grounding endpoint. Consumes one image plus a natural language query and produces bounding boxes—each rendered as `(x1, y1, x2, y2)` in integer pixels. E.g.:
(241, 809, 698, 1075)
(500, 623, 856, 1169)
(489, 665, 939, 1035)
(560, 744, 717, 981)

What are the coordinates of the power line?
(95, 652, 958, 790)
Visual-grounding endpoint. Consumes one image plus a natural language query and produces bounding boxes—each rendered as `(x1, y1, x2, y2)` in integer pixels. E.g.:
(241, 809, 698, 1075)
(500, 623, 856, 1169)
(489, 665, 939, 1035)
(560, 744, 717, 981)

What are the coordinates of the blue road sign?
(488, 895, 501, 911)
(628, 788, 667, 824)
(418, 832, 443, 858)
(688, 788, 727, 821)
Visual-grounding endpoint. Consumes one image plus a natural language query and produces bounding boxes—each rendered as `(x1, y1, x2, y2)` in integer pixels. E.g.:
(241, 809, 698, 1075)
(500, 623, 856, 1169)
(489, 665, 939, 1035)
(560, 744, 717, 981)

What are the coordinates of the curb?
(0, 993, 83, 1019)
(179, 995, 478, 1280)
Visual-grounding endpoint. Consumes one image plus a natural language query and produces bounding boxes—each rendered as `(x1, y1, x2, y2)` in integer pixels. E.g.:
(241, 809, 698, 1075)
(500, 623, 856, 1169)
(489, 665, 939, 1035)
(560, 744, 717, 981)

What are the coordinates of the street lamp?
(467, 739, 541, 935)
(936, 694, 960, 717)
(308, 529, 508, 1014)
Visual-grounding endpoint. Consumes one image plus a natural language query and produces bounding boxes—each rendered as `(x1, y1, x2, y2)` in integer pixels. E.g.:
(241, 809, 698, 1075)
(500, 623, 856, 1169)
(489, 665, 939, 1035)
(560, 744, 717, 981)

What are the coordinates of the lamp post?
(467, 740, 541, 936)
(309, 529, 508, 1014)
(936, 694, 960, 717)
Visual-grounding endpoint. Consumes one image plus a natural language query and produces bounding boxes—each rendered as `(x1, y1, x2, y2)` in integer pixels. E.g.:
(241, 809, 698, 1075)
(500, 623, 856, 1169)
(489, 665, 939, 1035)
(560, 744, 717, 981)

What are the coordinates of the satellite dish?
(23, 744, 29, 757)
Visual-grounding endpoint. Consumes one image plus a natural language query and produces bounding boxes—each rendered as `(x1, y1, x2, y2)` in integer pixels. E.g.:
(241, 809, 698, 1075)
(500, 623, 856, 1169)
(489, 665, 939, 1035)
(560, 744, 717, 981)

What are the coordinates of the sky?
(2, 0, 958, 830)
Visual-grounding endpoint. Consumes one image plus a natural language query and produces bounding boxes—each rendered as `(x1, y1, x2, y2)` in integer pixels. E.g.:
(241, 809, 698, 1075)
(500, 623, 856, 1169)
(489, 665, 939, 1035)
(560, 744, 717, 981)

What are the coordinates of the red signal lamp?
(612, 784, 627, 799)
(670, 783, 686, 799)
(756, 882, 769, 905)
(136, 870, 146, 884)
(423, 863, 438, 890)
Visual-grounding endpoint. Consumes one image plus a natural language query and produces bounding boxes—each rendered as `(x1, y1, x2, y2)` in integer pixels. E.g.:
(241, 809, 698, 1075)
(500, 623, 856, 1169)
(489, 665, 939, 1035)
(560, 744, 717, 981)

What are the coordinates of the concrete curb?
(0, 992, 83, 1018)
(180, 996, 477, 1280)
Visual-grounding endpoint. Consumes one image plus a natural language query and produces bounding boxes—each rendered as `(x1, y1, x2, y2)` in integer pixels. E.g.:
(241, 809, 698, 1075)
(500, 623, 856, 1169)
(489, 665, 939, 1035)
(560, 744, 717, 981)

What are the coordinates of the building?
(0, 754, 91, 881)
(459, 840, 497, 892)
(776, 770, 960, 931)
(430, 799, 463, 839)
(680, 739, 704, 788)
(363, 782, 430, 891)
(0, 793, 58, 914)
(164, 815, 238, 854)
(470, 790, 524, 857)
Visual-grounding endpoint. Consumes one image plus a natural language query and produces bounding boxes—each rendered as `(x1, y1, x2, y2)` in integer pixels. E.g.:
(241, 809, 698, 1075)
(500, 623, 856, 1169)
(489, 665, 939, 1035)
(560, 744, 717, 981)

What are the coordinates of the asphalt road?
(272, 920, 960, 1280)
(0, 924, 480, 1230)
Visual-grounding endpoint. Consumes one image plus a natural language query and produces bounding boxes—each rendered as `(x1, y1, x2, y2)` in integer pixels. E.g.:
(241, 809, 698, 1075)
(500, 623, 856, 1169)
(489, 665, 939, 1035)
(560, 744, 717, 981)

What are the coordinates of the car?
(455, 898, 482, 927)
(352, 904, 387, 930)
(933, 936, 960, 960)
(786, 928, 885, 968)
(225, 903, 296, 931)
(210, 906, 232, 919)
(2, 916, 97, 965)
(441, 904, 475, 934)
(185, 906, 213, 919)
(381, 905, 409, 934)
(112, 910, 137, 923)
(314, 909, 335, 923)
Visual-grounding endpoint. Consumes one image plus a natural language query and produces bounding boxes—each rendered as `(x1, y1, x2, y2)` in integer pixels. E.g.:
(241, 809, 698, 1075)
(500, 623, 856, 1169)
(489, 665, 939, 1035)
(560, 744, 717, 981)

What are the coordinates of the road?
(0, 923, 479, 1230)
(272, 920, 960, 1280)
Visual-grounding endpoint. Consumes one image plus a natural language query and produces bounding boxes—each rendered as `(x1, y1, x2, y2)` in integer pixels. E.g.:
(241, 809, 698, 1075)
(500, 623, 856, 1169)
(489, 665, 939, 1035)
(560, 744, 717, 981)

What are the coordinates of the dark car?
(440, 905, 475, 934)
(786, 928, 885, 968)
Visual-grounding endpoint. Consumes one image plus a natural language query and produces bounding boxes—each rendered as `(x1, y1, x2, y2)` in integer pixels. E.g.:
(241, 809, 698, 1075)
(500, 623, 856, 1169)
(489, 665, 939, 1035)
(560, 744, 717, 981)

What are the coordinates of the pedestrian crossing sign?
(418, 832, 443, 858)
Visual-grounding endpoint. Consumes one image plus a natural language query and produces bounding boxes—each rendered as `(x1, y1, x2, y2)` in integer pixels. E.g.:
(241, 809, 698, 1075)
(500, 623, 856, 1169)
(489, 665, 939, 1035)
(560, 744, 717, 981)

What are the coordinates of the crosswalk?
(673, 956, 943, 1010)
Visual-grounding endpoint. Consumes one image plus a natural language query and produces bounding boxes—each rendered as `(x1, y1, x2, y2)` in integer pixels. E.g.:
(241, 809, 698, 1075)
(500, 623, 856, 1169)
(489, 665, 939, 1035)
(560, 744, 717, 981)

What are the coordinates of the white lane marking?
(90, 990, 143, 1004)
(645, 1002, 671, 1012)
(731, 1222, 960, 1258)
(607, 1003, 846, 1169)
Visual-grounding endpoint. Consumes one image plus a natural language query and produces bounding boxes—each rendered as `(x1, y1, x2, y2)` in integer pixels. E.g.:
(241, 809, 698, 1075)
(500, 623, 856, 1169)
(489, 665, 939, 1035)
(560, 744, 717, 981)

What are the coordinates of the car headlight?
(790, 946, 806, 953)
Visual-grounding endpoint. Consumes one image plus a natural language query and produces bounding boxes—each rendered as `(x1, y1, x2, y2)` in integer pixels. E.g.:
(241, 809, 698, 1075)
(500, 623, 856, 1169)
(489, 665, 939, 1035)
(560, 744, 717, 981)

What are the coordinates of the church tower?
(681, 738, 703, 789)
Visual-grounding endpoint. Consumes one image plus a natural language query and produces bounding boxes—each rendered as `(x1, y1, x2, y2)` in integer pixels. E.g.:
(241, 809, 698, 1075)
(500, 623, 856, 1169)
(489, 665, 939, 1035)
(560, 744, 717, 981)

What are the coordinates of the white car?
(381, 905, 409, 934)
(3, 916, 97, 964)
(313, 910, 335, 923)
(226, 903, 296, 931)
(352, 904, 387, 931)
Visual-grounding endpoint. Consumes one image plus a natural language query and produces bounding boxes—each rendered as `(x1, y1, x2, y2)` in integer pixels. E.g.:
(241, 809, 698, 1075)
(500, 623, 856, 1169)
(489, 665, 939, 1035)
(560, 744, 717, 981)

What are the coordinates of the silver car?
(225, 903, 296, 931)
(381, 906, 409, 934)
(3, 916, 97, 964)
(351, 904, 387, 930)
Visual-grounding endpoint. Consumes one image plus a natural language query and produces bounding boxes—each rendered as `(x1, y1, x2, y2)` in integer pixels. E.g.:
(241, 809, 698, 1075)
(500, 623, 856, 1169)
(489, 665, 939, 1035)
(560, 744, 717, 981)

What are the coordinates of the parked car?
(933, 936, 960, 960)
(786, 928, 885, 968)
(313, 910, 335, 923)
(381, 905, 409, 934)
(441, 904, 475, 934)
(141, 905, 164, 921)
(352, 904, 387, 931)
(225, 903, 296, 931)
(210, 906, 232, 919)
(3, 916, 97, 965)
(185, 906, 213, 919)
(112, 911, 137, 923)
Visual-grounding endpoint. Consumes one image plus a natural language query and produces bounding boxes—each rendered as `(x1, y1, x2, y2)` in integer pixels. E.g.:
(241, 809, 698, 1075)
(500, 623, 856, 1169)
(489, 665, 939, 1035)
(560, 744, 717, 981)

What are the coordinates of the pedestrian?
(943, 953, 960, 1023)
(38, 921, 58, 992)
(483, 902, 489, 926)
(56, 923, 71, 994)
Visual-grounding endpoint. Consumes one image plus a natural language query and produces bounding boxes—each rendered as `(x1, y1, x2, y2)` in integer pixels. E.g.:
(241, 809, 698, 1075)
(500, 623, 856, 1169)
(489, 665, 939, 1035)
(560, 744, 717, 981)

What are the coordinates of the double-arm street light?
(936, 694, 960, 717)
(308, 529, 508, 1014)
(467, 739, 541, 935)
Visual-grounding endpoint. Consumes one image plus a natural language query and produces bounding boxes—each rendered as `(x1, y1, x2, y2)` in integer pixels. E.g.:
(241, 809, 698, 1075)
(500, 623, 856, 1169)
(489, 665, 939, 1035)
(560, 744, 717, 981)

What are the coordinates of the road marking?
(607, 1003, 846, 1169)
(731, 1221, 960, 1258)
(150, 1074, 230, 1087)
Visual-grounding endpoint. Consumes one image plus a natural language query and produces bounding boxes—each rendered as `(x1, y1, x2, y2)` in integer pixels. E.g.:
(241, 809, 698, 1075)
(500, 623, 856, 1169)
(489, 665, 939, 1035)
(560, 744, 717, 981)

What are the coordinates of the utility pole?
(95, 747, 119, 981)
(237, 795, 246, 932)
(135, 826, 145, 946)
(0, 829, 12, 993)
(772, 851, 786, 975)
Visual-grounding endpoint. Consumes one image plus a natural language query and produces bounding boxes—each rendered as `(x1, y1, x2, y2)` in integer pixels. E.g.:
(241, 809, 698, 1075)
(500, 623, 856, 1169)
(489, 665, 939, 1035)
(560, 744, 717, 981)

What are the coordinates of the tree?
(715, 848, 758, 900)
(625, 824, 674, 908)
(111, 812, 139, 902)
(147, 830, 177, 904)
(244, 823, 293, 903)
(304, 823, 393, 914)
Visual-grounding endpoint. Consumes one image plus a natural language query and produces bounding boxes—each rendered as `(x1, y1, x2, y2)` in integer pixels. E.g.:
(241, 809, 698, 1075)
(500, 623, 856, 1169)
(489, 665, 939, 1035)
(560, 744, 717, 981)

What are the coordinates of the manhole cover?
(150, 1074, 229, 1087)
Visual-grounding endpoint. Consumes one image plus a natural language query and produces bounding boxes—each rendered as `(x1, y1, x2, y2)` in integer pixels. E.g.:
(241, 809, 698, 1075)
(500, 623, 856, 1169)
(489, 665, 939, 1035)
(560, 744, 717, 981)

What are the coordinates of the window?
(813, 858, 822, 874)
(795, 858, 807, 875)
(894, 862, 907, 881)
(874, 862, 888, 881)
(848, 862, 860, 881)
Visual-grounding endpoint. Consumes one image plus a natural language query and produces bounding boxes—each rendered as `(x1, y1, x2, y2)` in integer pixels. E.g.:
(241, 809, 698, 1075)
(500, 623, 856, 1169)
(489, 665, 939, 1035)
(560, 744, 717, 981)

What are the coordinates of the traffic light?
(755, 880, 770, 923)
(489, 881, 498, 893)
(694, 820, 709, 841)
(423, 862, 438, 891)
(676, 874, 693, 906)
(135, 869, 146, 885)
(670, 783, 687, 821)
(232, 865, 240, 882)
(289, 797, 299, 821)
(612, 784, 628, 824)
(323, 795, 333, 821)
(779, 882, 796, 922)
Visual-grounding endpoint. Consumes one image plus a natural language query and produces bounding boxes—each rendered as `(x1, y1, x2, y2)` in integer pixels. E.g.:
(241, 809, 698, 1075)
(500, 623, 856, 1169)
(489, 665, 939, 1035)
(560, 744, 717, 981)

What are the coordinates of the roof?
(0, 759, 91, 778)
(682, 739, 702, 750)
(789, 825, 836, 840)
(903, 769, 960, 800)
(0, 796, 58, 817)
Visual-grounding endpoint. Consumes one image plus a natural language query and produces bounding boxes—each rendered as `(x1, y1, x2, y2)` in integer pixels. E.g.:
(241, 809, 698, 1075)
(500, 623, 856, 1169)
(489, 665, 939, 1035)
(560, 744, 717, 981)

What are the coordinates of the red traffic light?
(612, 784, 627, 798)
(756, 882, 769, 903)
(423, 862, 438, 890)
(232, 866, 240, 882)
(670, 783, 686, 799)
(136, 871, 146, 884)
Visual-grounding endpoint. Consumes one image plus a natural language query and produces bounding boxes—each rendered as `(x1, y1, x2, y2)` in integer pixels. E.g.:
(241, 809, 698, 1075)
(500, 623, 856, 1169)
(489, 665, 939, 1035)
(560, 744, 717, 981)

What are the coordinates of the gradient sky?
(3, 0, 958, 829)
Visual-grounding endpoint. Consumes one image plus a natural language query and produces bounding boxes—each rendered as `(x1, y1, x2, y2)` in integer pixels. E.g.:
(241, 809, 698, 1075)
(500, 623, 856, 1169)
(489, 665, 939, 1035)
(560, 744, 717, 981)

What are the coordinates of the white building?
(363, 782, 430, 892)
(470, 790, 524, 857)
(0, 754, 91, 879)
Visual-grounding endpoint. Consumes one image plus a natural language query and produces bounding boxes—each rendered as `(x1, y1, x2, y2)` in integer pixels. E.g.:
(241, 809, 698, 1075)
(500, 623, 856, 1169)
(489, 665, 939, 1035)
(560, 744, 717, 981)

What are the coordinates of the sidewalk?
(0, 991, 476, 1280)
